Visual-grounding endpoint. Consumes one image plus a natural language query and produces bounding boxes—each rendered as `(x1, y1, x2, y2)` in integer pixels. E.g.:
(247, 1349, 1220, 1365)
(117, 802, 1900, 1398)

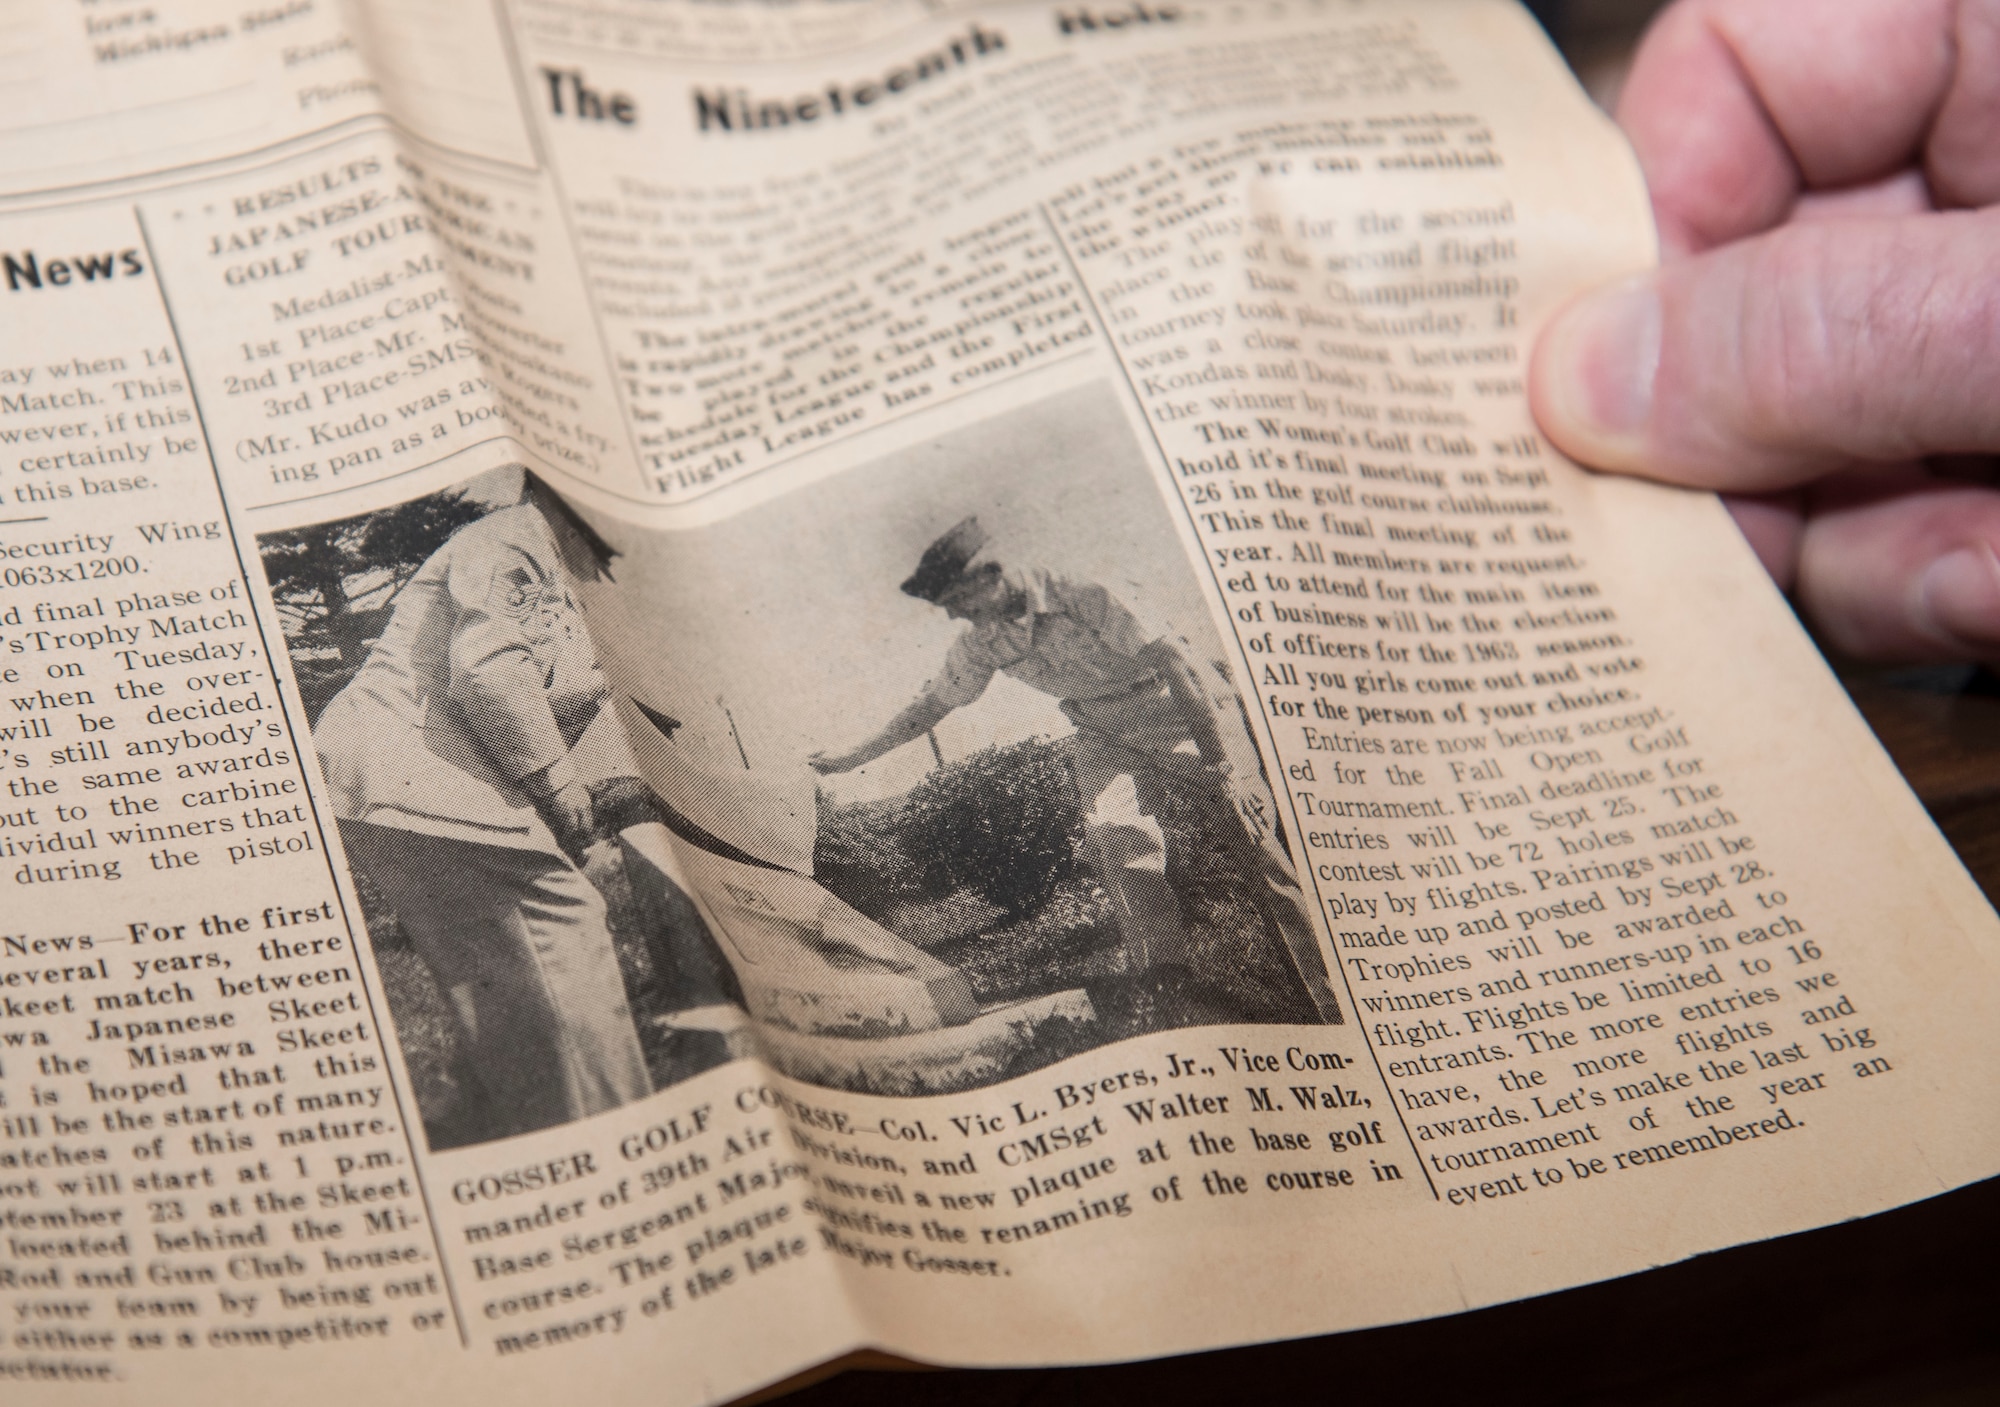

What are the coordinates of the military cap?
(901, 516, 989, 601)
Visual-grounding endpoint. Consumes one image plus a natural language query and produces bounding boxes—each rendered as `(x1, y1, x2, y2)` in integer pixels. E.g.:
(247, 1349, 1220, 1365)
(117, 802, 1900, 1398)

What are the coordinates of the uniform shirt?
(921, 568, 1159, 714)
(315, 504, 613, 850)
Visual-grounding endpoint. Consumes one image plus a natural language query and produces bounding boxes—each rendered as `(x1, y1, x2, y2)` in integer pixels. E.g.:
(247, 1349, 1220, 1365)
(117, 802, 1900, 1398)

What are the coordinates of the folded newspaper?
(2, 1, 1996, 1402)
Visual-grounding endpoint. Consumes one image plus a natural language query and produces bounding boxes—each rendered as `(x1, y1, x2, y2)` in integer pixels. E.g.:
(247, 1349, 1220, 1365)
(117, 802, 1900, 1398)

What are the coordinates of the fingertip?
(1721, 491, 1805, 589)
(1917, 545, 2000, 652)
(1529, 274, 1662, 474)
(1794, 479, 2000, 663)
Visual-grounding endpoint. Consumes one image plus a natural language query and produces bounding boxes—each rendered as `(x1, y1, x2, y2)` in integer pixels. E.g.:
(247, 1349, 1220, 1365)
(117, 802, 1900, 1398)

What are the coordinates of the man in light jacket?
(315, 471, 650, 1141)
(812, 518, 1339, 1025)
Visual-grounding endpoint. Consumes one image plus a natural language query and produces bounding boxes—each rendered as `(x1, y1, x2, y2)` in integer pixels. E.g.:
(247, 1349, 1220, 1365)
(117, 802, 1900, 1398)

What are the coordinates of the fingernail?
(1537, 274, 1661, 466)
(1919, 547, 2000, 647)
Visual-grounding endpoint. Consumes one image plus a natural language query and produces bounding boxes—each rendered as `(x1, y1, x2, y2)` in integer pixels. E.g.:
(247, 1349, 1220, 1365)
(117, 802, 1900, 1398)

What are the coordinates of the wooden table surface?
(778, 667, 2000, 1407)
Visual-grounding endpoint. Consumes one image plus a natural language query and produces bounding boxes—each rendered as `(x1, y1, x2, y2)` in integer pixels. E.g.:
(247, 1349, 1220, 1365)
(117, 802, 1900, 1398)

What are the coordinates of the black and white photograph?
(260, 387, 1340, 1146)
(575, 384, 1342, 1082)
(258, 467, 742, 1151)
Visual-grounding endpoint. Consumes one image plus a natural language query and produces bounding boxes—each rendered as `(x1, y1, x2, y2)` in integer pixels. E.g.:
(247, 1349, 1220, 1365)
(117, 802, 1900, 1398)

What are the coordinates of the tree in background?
(260, 489, 489, 723)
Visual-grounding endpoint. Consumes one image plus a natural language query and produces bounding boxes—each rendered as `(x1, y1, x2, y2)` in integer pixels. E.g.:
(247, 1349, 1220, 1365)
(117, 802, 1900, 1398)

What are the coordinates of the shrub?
(816, 737, 1084, 923)
(896, 736, 1084, 921)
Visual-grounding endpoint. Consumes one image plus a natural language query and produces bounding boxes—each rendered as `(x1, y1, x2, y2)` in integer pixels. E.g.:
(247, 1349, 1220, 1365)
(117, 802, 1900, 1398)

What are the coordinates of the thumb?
(1530, 209, 2000, 491)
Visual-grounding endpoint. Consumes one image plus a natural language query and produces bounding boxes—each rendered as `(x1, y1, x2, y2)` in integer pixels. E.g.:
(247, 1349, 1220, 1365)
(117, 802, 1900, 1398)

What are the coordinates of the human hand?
(1530, 0, 2000, 660)
(807, 749, 857, 776)
(538, 776, 597, 852)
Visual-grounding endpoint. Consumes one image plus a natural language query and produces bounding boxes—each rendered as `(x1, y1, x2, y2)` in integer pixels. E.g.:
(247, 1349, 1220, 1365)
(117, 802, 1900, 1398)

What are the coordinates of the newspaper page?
(2, 1, 1997, 1403)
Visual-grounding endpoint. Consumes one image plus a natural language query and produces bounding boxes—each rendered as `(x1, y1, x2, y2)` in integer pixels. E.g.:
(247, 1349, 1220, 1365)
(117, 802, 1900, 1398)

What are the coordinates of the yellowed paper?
(1, 3, 1995, 1404)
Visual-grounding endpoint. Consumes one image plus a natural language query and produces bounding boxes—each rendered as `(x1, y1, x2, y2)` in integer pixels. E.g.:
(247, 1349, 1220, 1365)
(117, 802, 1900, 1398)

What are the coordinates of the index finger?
(1617, 0, 1957, 254)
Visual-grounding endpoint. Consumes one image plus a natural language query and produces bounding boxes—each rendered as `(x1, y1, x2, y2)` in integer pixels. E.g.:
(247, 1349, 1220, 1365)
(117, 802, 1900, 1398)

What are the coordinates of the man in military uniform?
(315, 470, 652, 1143)
(811, 518, 1339, 1025)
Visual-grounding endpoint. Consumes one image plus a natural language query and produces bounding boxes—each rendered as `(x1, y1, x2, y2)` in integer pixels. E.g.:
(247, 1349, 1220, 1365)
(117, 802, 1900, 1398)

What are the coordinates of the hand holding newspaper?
(1, 2, 1995, 1403)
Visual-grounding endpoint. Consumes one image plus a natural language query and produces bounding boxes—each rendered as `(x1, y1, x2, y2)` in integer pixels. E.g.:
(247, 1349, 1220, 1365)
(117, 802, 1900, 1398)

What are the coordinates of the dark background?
(778, 4, 2000, 1403)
